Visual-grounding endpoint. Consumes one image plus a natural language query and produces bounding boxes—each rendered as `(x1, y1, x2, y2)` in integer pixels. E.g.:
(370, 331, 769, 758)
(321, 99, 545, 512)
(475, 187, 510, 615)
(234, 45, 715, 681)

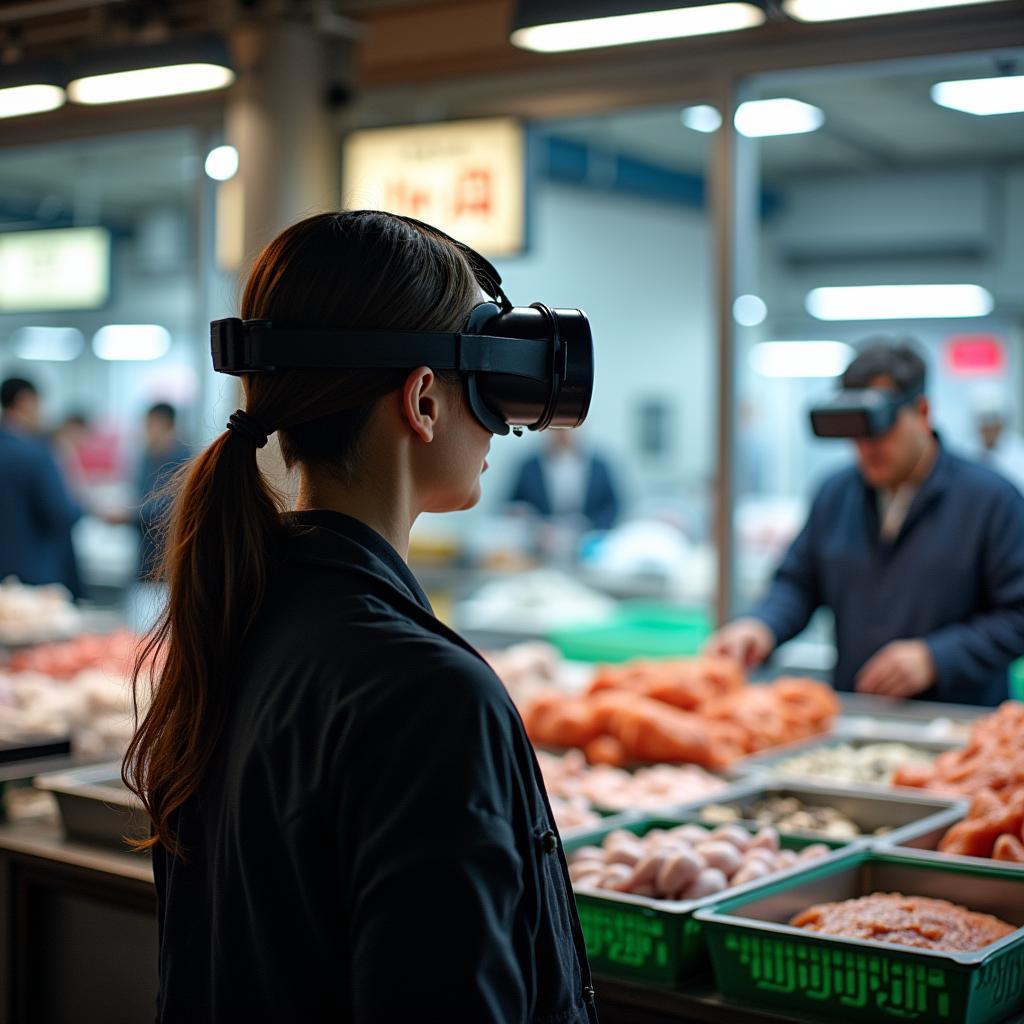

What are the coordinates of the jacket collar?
(860, 435, 951, 545)
(281, 509, 432, 613)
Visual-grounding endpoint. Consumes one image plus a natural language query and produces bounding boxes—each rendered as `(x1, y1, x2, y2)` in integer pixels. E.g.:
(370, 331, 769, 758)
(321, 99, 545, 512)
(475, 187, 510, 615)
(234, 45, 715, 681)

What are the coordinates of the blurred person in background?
(52, 411, 93, 501)
(972, 390, 1024, 495)
(707, 342, 1024, 706)
(0, 377, 83, 597)
(507, 429, 621, 531)
(136, 402, 191, 580)
(107, 402, 191, 631)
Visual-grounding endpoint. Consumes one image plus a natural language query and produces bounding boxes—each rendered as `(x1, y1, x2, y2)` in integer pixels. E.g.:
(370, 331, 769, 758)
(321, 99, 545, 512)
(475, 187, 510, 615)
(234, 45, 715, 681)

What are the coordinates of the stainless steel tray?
(34, 761, 147, 849)
(729, 735, 960, 788)
(674, 778, 967, 846)
(877, 813, 1024, 874)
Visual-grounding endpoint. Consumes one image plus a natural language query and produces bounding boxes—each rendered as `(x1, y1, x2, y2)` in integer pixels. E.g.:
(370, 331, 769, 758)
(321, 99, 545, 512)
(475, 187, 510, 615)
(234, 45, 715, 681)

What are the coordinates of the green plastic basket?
(563, 814, 853, 990)
(547, 603, 712, 664)
(1010, 660, 1024, 701)
(695, 850, 1024, 1024)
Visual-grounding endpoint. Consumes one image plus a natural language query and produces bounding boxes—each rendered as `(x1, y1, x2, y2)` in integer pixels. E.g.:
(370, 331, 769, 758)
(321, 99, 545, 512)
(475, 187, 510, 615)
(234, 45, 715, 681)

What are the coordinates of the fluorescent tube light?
(783, 0, 1013, 21)
(681, 104, 722, 132)
(806, 284, 994, 321)
(931, 75, 1024, 116)
(0, 84, 65, 119)
(68, 63, 234, 105)
(205, 144, 239, 181)
(735, 98, 824, 137)
(92, 325, 171, 361)
(510, 3, 765, 53)
(13, 326, 84, 362)
(750, 341, 855, 378)
(733, 294, 768, 326)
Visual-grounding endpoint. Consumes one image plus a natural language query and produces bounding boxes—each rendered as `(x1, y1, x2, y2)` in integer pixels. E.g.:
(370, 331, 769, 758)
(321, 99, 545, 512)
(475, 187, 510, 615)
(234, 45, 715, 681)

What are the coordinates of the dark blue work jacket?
(0, 424, 82, 596)
(752, 445, 1024, 705)
(153, 510, 597, 1024)
(509, 452, 620, 530)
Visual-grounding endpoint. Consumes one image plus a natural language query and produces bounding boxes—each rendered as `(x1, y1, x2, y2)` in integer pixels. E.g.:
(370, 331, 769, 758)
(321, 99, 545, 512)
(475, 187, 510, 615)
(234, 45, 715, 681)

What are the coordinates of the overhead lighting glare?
(735, 98, 824, 137)
(681, 104, 722, 132)
(204, 144, 239, 181)
(0, 84, 66, 119)
(68, 63, 234, 105)
(750, 341, 855, 378)
(783, 0, 1013, 21)
(92, 324, 171, 361)
(733, 294, 768, 326)
(931, 75, 1024, 116)
(510, 3, 765, 53)
(13, 326, 84, 362)
(806, 284, 994, 321)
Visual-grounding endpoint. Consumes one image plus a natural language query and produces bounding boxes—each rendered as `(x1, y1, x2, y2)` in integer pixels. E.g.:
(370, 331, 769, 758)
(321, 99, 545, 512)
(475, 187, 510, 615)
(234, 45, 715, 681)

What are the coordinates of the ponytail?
(122, 426, 282, 855)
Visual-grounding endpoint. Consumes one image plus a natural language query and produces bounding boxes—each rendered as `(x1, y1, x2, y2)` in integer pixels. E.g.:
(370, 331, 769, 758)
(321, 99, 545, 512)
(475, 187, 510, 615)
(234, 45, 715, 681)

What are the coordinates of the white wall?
(736, 163, 1024, 504)
(420, 179, 718, 539)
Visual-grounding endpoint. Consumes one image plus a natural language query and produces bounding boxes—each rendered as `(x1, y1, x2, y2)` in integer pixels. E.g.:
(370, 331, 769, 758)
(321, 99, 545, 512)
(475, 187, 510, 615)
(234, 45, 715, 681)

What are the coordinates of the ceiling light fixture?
(931, 75, 1024, 116)
(66, 35, 234, 106)
(92, 324, 171, 361)
(733, 294, 768, 326)
(204, 144, 239, 181)
(510, 1, 766, 53)
(13, 326, 84, 362)
(806, 284, 994, 321)
(735, 98, 825, 137)
(681, 104, 723, 132)
(69, 63, 233, 105)
(0, 83, 65, 119)
(782, 0, 1014, 22)
(750, 340, 855, 378)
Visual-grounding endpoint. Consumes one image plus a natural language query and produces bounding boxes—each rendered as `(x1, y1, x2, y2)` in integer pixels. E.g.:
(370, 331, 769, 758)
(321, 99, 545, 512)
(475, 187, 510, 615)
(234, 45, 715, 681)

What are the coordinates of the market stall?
(1, 614, 1022, 1024)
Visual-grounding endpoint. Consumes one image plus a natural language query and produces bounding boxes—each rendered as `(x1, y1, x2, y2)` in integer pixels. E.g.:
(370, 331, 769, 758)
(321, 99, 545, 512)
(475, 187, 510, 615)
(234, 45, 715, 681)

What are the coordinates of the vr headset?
(210, 218, 593, 437)
(810, 386, 924, 439)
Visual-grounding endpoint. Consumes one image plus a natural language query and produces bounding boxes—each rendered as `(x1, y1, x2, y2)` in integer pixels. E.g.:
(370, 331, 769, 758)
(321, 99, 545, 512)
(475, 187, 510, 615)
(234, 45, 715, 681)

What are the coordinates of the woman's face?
(420, 379, 493, 514)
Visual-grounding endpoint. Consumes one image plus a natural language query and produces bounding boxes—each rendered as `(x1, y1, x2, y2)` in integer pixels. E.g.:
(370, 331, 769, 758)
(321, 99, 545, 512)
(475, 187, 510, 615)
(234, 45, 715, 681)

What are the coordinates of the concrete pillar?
(217, 19, 352, 498)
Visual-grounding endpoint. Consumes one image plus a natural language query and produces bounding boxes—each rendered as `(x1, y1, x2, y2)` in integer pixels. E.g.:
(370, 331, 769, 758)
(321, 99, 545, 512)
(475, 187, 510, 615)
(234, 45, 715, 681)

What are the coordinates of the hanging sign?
(342, 118, 526, 258)
(0, 226, 111, 312)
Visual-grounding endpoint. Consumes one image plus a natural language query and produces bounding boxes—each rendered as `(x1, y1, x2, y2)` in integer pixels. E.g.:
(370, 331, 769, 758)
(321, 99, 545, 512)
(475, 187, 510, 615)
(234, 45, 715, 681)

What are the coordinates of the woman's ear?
(402, 366, 438, 443)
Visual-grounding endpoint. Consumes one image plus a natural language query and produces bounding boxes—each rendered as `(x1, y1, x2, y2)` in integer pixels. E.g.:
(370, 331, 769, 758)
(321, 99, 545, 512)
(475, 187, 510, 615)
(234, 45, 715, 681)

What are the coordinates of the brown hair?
(123, 211, 481, 854)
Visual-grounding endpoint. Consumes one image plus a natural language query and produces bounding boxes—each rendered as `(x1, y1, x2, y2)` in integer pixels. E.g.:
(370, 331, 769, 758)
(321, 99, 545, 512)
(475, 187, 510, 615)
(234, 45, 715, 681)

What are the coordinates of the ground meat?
(790, 893, 1016, 952)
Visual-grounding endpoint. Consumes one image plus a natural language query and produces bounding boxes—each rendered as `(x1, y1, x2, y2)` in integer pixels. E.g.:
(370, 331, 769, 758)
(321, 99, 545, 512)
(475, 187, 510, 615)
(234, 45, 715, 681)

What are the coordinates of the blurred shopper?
(972, 392, 1024, 494)
(136, 402, 191, 580)
(52, 411, 92, 500)
(123, 212, 595, 1024)
(0, 378, 83, 597)
(707, 343, 1024, 706)
(508, 429, 621, 530)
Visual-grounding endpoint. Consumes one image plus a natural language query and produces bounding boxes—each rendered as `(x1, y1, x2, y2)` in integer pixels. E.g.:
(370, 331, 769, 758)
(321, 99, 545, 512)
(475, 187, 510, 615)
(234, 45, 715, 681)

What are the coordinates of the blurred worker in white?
(0, 377, 83, 597)
(507, 429, 621, 531)
(972, 389, 1024, 494)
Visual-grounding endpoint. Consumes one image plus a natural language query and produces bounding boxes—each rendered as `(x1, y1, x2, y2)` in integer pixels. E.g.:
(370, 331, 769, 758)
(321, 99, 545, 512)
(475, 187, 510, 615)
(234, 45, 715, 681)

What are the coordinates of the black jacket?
(153, 510, 597, 1023)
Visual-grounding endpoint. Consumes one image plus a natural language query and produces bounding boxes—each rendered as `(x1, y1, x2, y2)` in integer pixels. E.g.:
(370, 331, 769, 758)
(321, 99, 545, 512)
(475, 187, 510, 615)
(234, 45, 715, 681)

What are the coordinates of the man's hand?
(855, 639, 936, 699)
(705, 618, 776, 668)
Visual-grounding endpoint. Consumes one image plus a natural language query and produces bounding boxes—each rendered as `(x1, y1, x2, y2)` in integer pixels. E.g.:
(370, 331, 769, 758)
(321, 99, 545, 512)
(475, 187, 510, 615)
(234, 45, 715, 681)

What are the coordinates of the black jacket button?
(583, 985, 596, 1005)
(540, 829, 558, 854)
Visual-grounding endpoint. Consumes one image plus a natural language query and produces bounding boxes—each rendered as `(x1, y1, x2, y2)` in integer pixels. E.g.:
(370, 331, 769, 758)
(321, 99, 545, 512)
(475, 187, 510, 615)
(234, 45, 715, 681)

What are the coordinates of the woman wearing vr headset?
(123, 211, 597, 1023)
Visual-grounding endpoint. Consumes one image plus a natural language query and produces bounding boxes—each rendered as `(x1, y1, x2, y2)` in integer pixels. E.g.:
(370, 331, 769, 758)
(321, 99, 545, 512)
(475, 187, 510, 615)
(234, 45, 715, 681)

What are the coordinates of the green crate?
(547, 603, 712, 663)
(563, 813, 852, 989)
(1010, 660, 1024, 701)
(695, 850, 1024, 1024)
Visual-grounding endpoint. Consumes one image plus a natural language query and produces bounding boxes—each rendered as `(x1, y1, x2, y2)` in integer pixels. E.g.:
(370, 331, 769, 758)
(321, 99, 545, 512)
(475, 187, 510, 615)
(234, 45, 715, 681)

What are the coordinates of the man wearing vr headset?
(709, 341, 1024, 706)
(123, 211, 598, 1023)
